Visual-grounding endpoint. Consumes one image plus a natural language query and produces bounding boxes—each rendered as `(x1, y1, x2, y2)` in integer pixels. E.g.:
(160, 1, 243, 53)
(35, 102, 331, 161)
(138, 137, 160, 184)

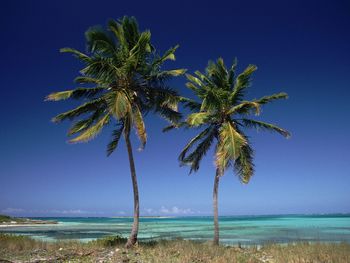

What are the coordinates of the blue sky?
(1, 0, 350, 217)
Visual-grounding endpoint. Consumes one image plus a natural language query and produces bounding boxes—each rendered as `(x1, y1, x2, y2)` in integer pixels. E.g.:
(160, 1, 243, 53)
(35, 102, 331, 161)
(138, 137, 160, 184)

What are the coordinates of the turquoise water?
(1, 215, 350, 245)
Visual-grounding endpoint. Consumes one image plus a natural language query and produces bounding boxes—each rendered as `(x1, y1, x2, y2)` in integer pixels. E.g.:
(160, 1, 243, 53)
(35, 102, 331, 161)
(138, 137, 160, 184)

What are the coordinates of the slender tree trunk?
(213, 168, 221, 246)
(125, 135, 140, 248)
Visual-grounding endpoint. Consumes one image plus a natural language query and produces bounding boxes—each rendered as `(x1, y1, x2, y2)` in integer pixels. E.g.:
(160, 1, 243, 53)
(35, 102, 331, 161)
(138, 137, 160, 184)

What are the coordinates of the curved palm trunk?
(213, 169, 221, 245)
(125, 135, 140, 248)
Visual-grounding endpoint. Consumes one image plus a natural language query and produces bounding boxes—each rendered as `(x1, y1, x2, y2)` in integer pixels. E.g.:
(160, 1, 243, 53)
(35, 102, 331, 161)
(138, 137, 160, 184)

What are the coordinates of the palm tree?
(46, 16, 185, 248)
(166, 58, 290, 245)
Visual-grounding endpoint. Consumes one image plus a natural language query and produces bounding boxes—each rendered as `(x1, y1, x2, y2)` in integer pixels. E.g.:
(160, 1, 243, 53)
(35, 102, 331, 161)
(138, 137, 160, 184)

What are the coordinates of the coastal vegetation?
(0, 215, 57, 226)
(165, 59, 290, 244)
(1, 234, 350, 263)
(46, 16, 184, 248)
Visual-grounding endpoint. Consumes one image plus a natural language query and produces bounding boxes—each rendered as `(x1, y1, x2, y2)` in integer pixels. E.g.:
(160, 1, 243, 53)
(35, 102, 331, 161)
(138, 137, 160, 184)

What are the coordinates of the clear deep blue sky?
(1, 0, 350, 217)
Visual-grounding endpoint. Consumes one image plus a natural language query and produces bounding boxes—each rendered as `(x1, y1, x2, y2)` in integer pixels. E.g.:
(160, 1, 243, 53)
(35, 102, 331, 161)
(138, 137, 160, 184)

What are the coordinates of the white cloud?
(144, 206, 199, 216)
(60, 209, 85, 214)
(144, 208, 154, 214)
(1, 208, 105, 216)
(1, 208, 25, 214)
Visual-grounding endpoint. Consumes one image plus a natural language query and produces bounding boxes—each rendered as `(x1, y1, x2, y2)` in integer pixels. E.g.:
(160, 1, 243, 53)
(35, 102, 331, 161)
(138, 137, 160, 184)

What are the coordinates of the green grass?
(0, 214, 26, 223)
(1, 234, 350, 262)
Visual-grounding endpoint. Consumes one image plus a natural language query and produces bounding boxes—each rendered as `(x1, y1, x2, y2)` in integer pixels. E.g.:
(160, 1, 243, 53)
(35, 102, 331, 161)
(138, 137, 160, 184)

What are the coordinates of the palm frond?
(240, 119, 291, 138)
(74, 76, 103, 85)
(106, 91, 132, 119)
(179, 127, 212, 162)
(153, 45, 179, 66)
(194, 70, 212, 85)
(108, 18, 128, 50)
(68, 109, 104, 135)
(80, 55, 120, 81)
(181, 97, 201, 111)
(254, 92, 288, 105)
(206, 58, 230, 90)
(186, 74, 205, 89)
(154, 105, 181, 124)
(85, 26, 116, 55)
(215, 121, 247, 173)
(60, 47, 91, 63)
(45, 87, 105, 101)
(69, 114, 110, 143)
(162, 122, 187, 132)
(107, 122, 125, 156)
(157, 69, 187, 79)
(230, 64, 257, 103)
(186, 112, 211, 126)
(234, 141, 254, 184)
(228, 58, 238, 88)
(228, 101, 261, 116)
(132, 105, 147, 150)
(52, 98, 105, 123)
(182, 127, 217, 173)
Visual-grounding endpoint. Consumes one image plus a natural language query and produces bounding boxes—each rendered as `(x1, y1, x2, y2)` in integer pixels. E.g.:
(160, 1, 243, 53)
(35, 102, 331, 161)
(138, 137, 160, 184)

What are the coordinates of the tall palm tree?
(46, 16, 185, 248)
(165, 58, 290, 245)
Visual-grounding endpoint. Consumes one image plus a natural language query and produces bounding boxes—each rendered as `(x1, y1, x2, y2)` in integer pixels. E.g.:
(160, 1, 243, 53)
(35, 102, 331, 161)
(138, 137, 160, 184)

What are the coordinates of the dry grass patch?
(1, 234, 350, 263)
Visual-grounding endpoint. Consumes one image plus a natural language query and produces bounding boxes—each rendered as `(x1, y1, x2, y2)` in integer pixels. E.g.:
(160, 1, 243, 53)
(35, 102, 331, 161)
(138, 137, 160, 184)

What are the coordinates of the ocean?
(1, 215, 350, 245)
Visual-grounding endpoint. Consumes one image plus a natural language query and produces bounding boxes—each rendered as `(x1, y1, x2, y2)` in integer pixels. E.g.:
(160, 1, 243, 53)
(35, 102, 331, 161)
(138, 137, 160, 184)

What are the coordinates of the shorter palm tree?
(165, 58, 290, 245)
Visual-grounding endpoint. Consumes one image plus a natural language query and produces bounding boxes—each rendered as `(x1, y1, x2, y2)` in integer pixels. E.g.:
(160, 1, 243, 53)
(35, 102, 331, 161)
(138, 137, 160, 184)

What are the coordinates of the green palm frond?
(80, 55, 120, 80)
(106, 91, 132, 119)
(206, 58, 230, 90)
(153, 45, 179, 66)
(181, 97, 201, 111)
(68, 109, 104, 136)
(182, 127, 217, 173)
(148, 87, 180, 111)
(216, 121, 247, 173)
(228, 58, 238, 88)
(74, 76, 104, 85)
(240, 119, 290, 138)
(254, 92, 288, 105)
(60, 47, 91, 63)
(157, 69, 187, 79)
(107, 122, 125, 156)
(154, 105, 181, 124)
(186, 112, 211, 126)
(194, 70, 213, 85)
(69, 114, 110, 143)
(132, 105, 147, 150)
(179, 127, 213, 162)
(45, 87, 105, 101)
(85, 26, 116, 54)
(162, 121, 187, 132)
(128, 30, 151, 61)
(186, 74, 205, 90)
(230, 64, 257, 103)
(228, 101, 261, 116)
(52, 98, 105, 123)
(108, 19, 128, 51)
(234, 141, 254, 184)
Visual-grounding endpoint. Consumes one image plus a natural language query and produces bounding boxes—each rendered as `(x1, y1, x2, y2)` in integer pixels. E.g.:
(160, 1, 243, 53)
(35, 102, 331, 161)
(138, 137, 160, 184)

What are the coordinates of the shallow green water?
(1, 215, 350, 245)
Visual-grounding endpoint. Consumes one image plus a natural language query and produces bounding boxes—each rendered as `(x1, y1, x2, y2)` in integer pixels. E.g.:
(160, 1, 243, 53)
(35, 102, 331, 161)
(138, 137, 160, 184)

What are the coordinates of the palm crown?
(46, 16, 185, 152)
(174, 58, 290, 182)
